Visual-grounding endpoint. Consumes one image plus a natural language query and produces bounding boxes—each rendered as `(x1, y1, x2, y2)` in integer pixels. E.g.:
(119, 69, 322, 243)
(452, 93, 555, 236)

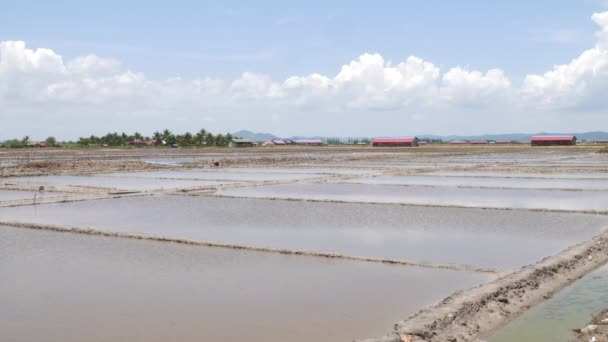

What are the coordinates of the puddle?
(1, 175, 231, 191)
(490, 263, 608, 342)
(1, 196, 606, 269)
(218, 183, 608, 212)
(0, 189, 70, 201)
(344, 175, 608, 190)
(0, 225, 492, 342)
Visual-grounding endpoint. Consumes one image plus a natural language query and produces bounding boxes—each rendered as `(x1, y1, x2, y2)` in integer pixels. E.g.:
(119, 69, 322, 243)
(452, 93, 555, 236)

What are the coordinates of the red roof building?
(371, 137, 419, 147)
(596, 140, 608, 144)
(530, 136, 577, 146)
(294, 139, 325, 146)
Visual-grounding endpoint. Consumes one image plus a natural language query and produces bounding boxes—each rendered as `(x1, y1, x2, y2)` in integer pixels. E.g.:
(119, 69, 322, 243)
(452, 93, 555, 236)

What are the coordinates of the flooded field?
(2, 146, 608, 341)
(1, 175, 231, 191)
(1, 196, 606, 270)
(423, 171, 608, 179)
(218, 183, 608, 212)
(0, 226, 492, 342)
(101, 169, 330, 181)
(0, 189, 70, 201)
(344, 175, 608, 190)
(490, 264, 608, 342)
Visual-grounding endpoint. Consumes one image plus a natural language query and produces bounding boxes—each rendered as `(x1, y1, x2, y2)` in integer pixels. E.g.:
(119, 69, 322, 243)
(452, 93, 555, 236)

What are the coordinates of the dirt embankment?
(0, 160, 172, 177)
(357, 233, 608, 342)
(573, 309, 608, 342)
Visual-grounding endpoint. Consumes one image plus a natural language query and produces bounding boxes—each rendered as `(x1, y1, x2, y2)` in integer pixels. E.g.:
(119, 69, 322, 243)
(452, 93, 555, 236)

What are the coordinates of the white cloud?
(1, 10, 608, 138)
(66, 55, 121, 76)
(521, 11, 608, 108)
(441, 67, 511, 104)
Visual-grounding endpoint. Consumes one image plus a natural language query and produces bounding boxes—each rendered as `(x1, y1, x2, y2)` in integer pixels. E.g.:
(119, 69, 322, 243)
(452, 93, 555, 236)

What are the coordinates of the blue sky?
(3, 0, 604, 80)
(1, 1, 608, 138)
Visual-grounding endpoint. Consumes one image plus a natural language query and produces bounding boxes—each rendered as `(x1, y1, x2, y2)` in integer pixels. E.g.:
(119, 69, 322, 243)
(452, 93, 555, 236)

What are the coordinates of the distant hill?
(233, 130, 608, 142)
(231, 130, 278, 141)
(420, 131, 608, 142)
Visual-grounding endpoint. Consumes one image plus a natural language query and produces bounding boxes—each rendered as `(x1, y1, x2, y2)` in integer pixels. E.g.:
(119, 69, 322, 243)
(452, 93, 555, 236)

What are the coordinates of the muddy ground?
(1, 145, 605, 177)
(574, 310, 608, 342)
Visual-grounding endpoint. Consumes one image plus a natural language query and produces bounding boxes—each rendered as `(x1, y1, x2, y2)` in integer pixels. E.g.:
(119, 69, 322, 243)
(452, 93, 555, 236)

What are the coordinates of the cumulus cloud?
(522, 11, 608, 108)
(1, 10, 608, 138)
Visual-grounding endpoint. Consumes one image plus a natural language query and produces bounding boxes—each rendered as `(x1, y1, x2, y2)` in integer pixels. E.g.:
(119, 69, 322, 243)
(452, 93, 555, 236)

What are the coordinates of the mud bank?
(574, 309, 608, 342)
(0, 160, 170, 177)
(357, 231, 608, 342)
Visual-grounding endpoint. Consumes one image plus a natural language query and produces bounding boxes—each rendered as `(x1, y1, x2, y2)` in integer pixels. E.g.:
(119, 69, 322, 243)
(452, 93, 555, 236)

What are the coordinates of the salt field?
(0, 189, 70, 201)
(1, 146, 608, 341)
(344, 175, 608, 190)
(2, 175, 232, 191)
(102, 169, 329, 181)
(1, 196, 606, 269)
(218, 183, 608, 212)
(0, 226, 492, 342)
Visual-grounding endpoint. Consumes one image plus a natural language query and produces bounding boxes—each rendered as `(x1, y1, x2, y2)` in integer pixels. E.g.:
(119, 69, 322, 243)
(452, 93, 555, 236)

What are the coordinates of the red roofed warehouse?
(372, 137, 419, 147)
(530, 136, 577, 146)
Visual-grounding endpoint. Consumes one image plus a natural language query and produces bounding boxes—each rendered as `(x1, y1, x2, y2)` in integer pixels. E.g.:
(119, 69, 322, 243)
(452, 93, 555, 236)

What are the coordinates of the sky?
(2, 0, 608, 140)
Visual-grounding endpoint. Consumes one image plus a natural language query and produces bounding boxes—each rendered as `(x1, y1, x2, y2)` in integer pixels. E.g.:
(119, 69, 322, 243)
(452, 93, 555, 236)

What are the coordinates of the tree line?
(0, 129, 236, 148)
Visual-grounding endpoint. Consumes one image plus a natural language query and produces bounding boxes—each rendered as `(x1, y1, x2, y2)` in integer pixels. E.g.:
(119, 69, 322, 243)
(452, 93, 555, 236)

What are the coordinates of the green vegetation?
(1, 129, 236, 148)
(74, 129, 234, 147)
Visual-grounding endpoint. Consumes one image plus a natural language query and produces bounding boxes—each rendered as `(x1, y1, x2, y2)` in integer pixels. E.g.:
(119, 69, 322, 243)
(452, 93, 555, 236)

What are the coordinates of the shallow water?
(344, 175, 608, 190)
(102, 170, 328, 181)
(423, 171, 608, 180)
(0, 189, 70, 201)
(490, 264, 608, 342)
(218, 183, 608, 212)
(1, 196, 606, 269)
(1, 175, 230, 191)
(0, 226, 493, 342)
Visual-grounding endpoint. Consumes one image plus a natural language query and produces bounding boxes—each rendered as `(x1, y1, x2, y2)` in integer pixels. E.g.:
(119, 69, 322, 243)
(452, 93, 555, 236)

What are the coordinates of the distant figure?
(212, 160, 220, 167)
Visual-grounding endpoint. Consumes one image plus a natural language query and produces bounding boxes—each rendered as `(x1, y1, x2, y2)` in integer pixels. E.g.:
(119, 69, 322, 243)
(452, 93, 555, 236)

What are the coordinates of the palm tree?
(205, 132, 215, 146)
(195, 128, 207, 145)
(153, 131, 162, 145)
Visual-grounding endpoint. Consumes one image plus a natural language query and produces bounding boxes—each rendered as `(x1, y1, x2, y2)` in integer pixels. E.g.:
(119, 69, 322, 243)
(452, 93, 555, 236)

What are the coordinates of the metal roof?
(371, 137, 417, 143)
(231, 138, 253, 143)
(294, 140, 324, 144)
(530, 136, 576, 141)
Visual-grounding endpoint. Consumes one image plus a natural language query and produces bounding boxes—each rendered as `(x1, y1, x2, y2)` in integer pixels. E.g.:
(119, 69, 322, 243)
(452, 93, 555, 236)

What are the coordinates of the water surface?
(0, 189, 70, 201)
(1, 196, 606, 269)
(490, 264, 608, 342)
(0, 226, 492, 342)
(344, 175, 608, 190)
(2, 175, 230, 191)
(218, 183, 608, 212)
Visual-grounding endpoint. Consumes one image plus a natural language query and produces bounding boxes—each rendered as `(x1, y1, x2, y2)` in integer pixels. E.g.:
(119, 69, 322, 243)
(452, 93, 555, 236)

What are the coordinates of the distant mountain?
(233, 130, 608, 142)
(231, 130, 278, 141)
(420, 131, 608, 142)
